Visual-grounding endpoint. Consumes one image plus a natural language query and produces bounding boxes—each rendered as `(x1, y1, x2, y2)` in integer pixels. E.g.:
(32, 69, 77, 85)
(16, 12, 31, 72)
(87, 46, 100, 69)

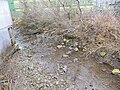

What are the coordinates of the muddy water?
(1, 33, 119, 90)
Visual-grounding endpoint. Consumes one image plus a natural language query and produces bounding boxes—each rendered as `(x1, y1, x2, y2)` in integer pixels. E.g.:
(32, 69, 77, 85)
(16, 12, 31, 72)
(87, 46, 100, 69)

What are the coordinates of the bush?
(15, 0, 120, 47)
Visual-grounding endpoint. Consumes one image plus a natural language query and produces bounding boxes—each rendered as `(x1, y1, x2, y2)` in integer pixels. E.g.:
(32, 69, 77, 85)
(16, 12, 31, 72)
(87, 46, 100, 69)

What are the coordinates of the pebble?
(66, 88, 69, 90)
(69, 46, 73, 50)
(38, 78, 41, 81)
(57, 45, 63, 49)
(48, 76, 51, 80)
(41, 55, 44, 58)
(56, 81, 59, 85)
(0, 75, 4, 80)
(61, 79, 64, 82)
(74, 47, 79, 51)
(63, 65, 68, 73)
(73, 58, 78, 62)
(66, 51, 72, 55)
(74, 42, 79, 46)
(63, 54, 69, 58)
(62, 43, 64, 45)
(27, 55, 32, 58)
(52, 76, 58, 79)
(19, 46, 23, 50)
(58, 63, 68, 74)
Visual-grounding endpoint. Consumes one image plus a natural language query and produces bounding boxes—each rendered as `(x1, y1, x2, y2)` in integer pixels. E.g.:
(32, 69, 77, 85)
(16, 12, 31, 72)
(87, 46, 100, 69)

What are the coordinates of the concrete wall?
(0, 0, 12, 29)
(0, 27, 12, 55)
(0, 0, 13, 61)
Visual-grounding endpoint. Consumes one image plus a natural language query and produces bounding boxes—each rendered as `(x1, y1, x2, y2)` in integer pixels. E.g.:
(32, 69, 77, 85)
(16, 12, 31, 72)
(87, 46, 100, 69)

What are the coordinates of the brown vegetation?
(14, 0, 120, 67)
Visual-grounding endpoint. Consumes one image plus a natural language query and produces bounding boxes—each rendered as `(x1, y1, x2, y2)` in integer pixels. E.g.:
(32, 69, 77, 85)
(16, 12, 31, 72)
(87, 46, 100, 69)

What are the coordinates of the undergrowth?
(14, 0, 120, 53)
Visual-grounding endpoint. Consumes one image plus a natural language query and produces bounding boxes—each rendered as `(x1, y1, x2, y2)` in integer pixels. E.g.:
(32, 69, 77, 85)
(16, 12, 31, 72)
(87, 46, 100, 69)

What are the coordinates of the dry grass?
(15, 0, 120, 48)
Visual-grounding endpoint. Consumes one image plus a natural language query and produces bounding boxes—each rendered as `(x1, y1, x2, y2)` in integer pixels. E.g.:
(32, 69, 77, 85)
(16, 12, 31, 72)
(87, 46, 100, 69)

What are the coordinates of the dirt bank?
(0, 31, 120, 90)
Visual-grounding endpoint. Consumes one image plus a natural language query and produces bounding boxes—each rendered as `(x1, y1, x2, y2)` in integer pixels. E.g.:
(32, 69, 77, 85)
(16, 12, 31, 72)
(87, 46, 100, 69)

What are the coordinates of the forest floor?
(0, 29, 120, 90)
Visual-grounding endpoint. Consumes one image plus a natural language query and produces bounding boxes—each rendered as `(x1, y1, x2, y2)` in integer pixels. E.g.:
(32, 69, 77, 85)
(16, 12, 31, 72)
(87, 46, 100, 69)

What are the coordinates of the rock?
(69, 46, 73, 50)
(0, 75, 4, 80)
(66, 88, 69, 90)
(63, 54, 69, 58)
(58, 64, 68, 74)
(63, 65, 68, 73)
(3, 82, 9, 86)
(41, 55, 44, 58)
(63, 38, 70, 43)
(38, 78, 41, 81)
(56, 81, 59, 85)
(102, 69, 107, 72)
(63, 38, 67, 42)
(66, 85, 76, 90)
(57, 45, 63, 49)
(66, 51, 72, 55)
(27, 55, 32, 58)
(19, 46, 23, 50)
(74, 47, 79, 52)
(60, 79, 64, 82)
(73, 58, 78, 62)
(73, 42, 79, 46)
(61, 43, 64, 45)
(52, 76, 58, 80)
(0, 80, 8, 85)
(15, 43, 22, 50)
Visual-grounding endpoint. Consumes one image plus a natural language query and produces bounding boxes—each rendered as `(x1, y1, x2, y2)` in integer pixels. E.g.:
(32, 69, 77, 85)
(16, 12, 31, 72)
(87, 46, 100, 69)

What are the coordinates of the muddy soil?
(0, 32, 120, 90)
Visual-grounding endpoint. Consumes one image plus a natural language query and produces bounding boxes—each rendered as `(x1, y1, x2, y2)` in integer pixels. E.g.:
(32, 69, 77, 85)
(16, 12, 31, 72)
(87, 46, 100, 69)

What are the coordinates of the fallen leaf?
(100, 51, 107, 57)
(112, 69, 120, 74)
